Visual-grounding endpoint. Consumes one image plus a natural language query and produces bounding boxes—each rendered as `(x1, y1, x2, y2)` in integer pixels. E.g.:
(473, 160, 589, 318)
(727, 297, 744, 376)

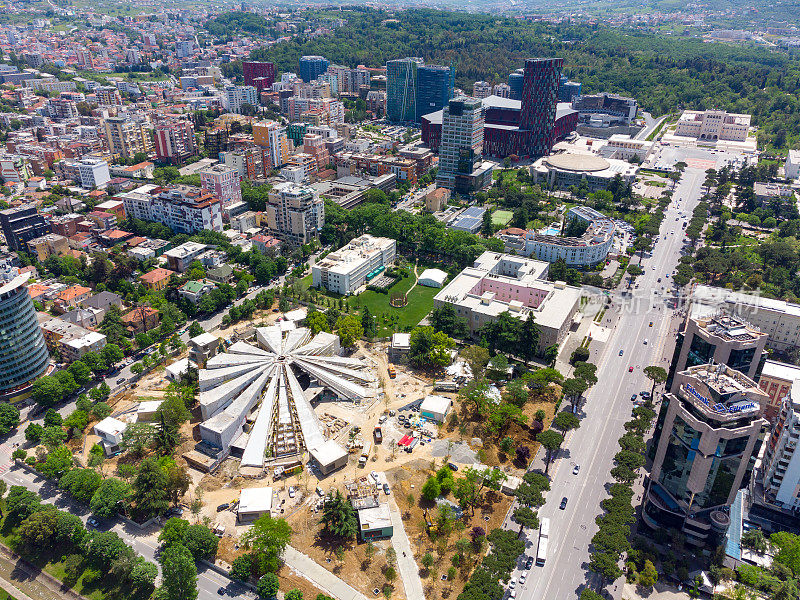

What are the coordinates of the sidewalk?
(283, 546, 368, 600)
(387, 498, 424, 600)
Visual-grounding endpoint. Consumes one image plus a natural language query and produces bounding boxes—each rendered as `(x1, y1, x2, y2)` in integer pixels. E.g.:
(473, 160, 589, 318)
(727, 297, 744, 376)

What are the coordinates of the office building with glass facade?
(416, 65, 454, 121)
(386, 58, 422, 123)
(667, 313, 768, 389)
(644, 364, 769, 545)
(299, 56, 330, 83)
(0, 274, 50, 397)
(519, 58, 563, 158)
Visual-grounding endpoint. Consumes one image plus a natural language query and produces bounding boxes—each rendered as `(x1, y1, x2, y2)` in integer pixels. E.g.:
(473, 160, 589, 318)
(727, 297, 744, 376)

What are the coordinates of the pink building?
(200, 164, 242, 208)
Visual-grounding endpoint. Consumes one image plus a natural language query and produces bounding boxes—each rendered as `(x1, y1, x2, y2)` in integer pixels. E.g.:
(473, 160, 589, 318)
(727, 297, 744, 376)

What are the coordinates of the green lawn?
(298, 271, 442, 336)
(492, 209, 513, 226)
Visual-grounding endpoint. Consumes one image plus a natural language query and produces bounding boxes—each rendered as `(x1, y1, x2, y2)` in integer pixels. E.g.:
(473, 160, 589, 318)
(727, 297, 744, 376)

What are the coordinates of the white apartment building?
(433, 252, 582, 354)
(264, 181, 324, 246)
(761, 388, 800, 511)
(119, 184, 223, 234)
(200, 164, 242, 208)
(25, 78, 77, 94)
(786, 150, 800, 181)
(522, 206, 615, 267)
(77, 158, 110, 189)
(599, 135, 654, 161)
(312, 234, 396, 295)
(674, 110, 751, 142)
(691, 285, 800, 352)
(224, 85, 258, 114)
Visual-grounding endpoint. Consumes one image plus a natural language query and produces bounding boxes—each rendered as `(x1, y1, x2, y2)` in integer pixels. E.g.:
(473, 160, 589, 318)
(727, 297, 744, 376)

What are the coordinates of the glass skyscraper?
(298, 56, 329, 83)
(416, 65, 454, 121)
(0, 275, 49, 395)
(386, 58, 422, 123)
(520, 58, 563, 158)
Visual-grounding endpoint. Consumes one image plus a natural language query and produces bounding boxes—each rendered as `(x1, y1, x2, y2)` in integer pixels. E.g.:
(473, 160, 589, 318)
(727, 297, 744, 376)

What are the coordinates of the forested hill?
(215, 8, 800, 152)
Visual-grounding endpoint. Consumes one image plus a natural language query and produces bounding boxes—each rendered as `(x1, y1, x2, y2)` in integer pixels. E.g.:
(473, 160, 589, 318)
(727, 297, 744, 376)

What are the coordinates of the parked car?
(447, 462, 459, 472)
(383, 483, 391, 495)
(216, 503, 229, 512)
(87, 517, 99, 528)
(573, 465, 580, 475)
(525, 556, 534, 569)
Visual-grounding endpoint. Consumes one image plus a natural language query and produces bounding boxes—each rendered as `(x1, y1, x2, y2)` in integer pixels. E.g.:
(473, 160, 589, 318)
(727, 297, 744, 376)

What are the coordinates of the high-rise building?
(253, 120, 290, 168)
(644, 363, 769, 545)
(119, 184, 223, 234)
(508, 69, 525, 100)
(0, 205, 50, 251)
(154, 118, 197, 165)
(386, 57, 422, 123)
(224, 85, 258, 114)
(472, 81, 491, 99)
(559, 80, 582, 102)
(493, 83, 511, 99)
(417, 65, 454, 121)
(760, 388, 800, 512)
(95, 86, 123, 106)
(104, 116, 153, 159)
(0, 274, 50, 398)
(243, 61, 277, 89)
(200, 164, 242, 208)
(436, 97, 493, 194)
(519, 58, 563, 158)
(264, 181, 325, 246)
(667, 313, 768, 389)
(77, 158, 110, 189)
(299, 55, 329, 83)
(204, 128, 228, 158)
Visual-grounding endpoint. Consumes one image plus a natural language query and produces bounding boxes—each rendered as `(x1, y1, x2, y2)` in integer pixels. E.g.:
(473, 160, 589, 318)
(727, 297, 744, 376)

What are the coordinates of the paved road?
(515, 162, 714, 600)
(636, 112, 664, 140)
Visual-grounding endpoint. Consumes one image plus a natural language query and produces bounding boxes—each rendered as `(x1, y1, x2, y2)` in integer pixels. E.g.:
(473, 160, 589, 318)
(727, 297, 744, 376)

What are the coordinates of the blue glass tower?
(299, 55, 329, 83)
(416, 65, 454, 121)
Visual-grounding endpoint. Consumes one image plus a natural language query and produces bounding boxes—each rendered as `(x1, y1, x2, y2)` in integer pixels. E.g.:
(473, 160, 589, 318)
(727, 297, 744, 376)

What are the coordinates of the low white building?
(674, 109, 750, 143)
(237, 486, 274, 522)
(77, 158, 110, 189)
(522, 206, 616, 267)
(309, 439, 350, 475)
(93, 417, 127, 456)
(434, 252, 582, 354)
(529, 152, 637, 193)
(418, 268, 448, 288)
(312, 235, 396, 295)
(420, 395, 452, 423)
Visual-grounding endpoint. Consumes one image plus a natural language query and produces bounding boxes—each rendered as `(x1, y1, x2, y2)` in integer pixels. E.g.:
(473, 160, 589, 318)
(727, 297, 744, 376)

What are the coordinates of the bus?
(536, 518, 550, 566)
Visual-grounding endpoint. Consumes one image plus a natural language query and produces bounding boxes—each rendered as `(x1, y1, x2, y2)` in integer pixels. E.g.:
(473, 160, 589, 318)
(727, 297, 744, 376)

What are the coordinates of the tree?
(38, 446, 73, 479)
(429, 305, 468, 339)
(130, 457, 169, 520)
(257, 572, 280, 598)
(421, 476, 441, 501)
(5, 486, 40, 524)
(638, 559, 658, 589)
(561, 377, 588, 411)
(159, 517, 189, 548)
(741, 528, 768, 553)
(409, 325, 455, 368)
(305, 311, 330, 334)
(588, 551, 622, 588)
(512, 506, 539, 538)
(242, 514, 293, 572)
(90, 478, 131, 519)
(122, 422, 156, 455)
(643, 365, 668, 398)
(0, 402, 20, 435)
(570, 346, 590, 365)
(59, 468, 101, 503)
(188, 321, 204, 338)
(31, 376, 63, 406)
(361, 306, 377, 338)
(183, 524, 219, 560)
(165, 464, 191, 505)
(84, 530, 129, 572)
(773, 579, 800, 600)
(537, 430, 564, 474)
(461, 345, 490, 378)
(552, 411, 580, 435)
(320, 490, 358, 538)
(25, 422, 44, 443)
(230, 554, 254, 581)
(130, 560, 158, 592)
(159, 543, 198, 600)
(42, 425, 68, 449)
(285, 591, 304, 600)
(335, 314, 363, 348)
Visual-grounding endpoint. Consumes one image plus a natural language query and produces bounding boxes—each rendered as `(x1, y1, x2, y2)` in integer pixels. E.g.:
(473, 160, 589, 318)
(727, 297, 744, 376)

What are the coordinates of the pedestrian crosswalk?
(0, 442, 12, 475)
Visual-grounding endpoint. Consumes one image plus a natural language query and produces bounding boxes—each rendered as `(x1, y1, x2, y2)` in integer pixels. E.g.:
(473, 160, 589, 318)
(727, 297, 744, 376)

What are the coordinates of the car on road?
(573, 465, 580, 475)
(560, 497, 568, 510)
(619, 349, 624, 356)
(649, 321, 653, 327)
(216, 503, 229, 512)
(629, 366, 634, 372)
(643, 339, 648, 345)
(525, 556, 534, 569)
(640, 391, 651, 399)
(383, 483, 391, 495)
(117, 378, 125, 384)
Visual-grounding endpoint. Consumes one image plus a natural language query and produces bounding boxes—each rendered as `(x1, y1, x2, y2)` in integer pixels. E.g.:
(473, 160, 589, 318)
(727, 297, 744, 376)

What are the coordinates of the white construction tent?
(418, 268, 448, 288)
(196, 325, 377, 471)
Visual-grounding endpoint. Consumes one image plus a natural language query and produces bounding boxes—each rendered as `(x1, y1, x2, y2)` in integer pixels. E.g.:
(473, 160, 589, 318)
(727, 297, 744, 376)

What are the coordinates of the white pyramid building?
(198, 325, 377, 469)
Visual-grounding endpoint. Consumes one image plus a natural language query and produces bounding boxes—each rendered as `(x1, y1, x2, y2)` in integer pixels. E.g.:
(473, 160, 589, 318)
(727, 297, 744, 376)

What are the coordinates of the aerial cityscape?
(0, 2, 799, 600)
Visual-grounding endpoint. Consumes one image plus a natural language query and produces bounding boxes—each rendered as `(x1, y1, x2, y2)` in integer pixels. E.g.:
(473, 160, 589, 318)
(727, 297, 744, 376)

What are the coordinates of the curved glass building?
(0, 275, 50, 393)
